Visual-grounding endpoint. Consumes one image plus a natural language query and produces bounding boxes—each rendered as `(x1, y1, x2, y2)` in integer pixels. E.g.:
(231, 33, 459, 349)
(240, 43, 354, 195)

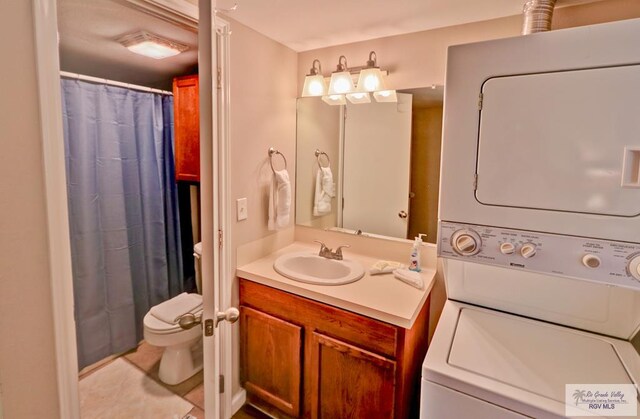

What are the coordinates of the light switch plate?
(236, 198, 248, 221)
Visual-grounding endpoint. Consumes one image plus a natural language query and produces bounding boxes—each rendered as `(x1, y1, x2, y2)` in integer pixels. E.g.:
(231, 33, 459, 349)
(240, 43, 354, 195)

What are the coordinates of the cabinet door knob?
(398, 211, 408, 219)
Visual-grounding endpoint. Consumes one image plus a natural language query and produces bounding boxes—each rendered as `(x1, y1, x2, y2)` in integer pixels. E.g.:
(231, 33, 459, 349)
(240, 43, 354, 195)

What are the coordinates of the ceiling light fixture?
(301, 59, 327, 97)
(118, 31, 188, 60)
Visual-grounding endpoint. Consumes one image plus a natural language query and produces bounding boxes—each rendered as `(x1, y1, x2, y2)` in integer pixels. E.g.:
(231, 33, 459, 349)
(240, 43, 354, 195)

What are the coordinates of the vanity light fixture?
(346, 92, 371, 104)
(321, 94, 347, 106)
(373, 89, 398, 103)
(301, 59, 327, 97)
(118, 31, 188, 59)
(355, 52, 387, 93)
(327, 56, 355, 96)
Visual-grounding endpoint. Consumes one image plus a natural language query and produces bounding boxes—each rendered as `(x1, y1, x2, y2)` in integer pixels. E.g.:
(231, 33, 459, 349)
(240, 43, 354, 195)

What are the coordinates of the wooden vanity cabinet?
(173, 74, 200, 182)
(239, 278, 431, 419)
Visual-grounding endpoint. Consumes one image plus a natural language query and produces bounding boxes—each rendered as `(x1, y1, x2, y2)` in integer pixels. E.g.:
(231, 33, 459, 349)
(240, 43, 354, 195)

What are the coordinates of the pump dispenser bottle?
(409, 234, 427, 272)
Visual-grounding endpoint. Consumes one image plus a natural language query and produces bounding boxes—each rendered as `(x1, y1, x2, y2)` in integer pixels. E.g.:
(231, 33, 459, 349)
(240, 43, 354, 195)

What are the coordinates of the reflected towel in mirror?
(268, 169, 291, 230)
(313, 167, 335, 216)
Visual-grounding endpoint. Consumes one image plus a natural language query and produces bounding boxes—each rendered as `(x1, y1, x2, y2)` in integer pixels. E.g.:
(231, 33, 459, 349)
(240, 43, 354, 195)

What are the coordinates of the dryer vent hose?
(522, 0, 557, 35)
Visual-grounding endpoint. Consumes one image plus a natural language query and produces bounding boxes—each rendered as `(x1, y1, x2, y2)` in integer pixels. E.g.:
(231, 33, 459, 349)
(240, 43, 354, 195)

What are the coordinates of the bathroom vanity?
(237, 242, 435, 418)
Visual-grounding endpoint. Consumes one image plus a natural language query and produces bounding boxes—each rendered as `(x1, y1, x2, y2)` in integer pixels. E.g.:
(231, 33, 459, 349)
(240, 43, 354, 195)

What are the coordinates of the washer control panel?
(439, 221, 640, 290)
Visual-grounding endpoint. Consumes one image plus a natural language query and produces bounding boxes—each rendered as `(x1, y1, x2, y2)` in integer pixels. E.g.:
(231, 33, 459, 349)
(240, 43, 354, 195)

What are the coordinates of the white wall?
(0, 1, 62, 418)
(225, 16, 299, 396)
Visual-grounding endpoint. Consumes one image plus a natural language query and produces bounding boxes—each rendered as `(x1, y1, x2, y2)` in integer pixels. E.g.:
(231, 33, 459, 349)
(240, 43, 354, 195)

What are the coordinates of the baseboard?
(231, 389, 247, 415)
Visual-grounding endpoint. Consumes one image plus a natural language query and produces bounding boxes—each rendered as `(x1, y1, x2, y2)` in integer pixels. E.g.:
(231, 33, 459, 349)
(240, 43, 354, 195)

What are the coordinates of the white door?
(200, 4, 236, 419)
(477, 65, 640, 216)
(342, 93, 412, 238)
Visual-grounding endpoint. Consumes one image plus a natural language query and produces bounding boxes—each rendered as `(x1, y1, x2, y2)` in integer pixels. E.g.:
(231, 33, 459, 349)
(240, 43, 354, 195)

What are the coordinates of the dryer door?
(476, 65, 640, 217)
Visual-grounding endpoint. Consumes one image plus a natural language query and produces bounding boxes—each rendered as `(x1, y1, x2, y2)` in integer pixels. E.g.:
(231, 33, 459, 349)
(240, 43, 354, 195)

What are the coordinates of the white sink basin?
(273, 251, 365, 285)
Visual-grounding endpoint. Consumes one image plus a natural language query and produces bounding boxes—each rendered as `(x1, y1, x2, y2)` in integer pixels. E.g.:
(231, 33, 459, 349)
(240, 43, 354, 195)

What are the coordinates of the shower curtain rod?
(60, 71, 173, 96)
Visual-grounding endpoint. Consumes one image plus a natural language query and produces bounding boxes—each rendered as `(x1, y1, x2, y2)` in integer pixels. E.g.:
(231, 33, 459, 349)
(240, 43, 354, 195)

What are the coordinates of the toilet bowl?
(143, 294, 203, 385)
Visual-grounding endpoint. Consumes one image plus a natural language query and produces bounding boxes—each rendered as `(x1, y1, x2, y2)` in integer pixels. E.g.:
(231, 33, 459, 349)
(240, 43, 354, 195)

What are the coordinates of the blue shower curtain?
(61, 78, 184, 369)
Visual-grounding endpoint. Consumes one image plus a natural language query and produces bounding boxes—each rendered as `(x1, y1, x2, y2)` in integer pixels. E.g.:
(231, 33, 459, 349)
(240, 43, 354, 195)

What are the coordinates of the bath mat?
(79, 358, 194, 419)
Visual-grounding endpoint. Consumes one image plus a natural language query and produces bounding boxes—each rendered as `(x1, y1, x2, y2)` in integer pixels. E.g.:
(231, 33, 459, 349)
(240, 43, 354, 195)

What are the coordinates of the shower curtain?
(61, 78, 183, 369)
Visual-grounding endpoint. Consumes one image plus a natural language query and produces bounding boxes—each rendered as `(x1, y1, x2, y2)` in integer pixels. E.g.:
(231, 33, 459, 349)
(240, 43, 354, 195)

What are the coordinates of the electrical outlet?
(236, 198, 248, 221)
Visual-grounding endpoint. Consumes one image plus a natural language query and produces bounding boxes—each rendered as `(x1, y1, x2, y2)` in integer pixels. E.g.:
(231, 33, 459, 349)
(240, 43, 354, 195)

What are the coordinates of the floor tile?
(184, 382, 205, 409)
(124, 341, 204, 396)
(185, 406, 205, 418)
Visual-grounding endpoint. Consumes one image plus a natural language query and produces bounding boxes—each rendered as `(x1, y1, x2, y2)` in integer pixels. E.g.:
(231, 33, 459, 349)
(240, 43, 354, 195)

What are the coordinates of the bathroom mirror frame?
(295, 85, 444, 244)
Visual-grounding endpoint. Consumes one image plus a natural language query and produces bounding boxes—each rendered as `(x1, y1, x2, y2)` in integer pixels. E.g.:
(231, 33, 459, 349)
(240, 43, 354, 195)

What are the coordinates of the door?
(342, 94, 412, 238)
(240, 307, 302, 417)
(200, 4, 236, 419)
(477, 65, 640, 216)
(307, 332, 396, 419)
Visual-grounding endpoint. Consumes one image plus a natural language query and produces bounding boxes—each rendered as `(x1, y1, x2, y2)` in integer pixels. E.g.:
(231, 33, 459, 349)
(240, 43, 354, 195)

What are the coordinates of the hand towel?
(313, 167, 335, 216)
(393, 268, 425, 289)
(268, 169, 291, 230)
(370, 260, 406, 275)
(150, 293, 203, 324)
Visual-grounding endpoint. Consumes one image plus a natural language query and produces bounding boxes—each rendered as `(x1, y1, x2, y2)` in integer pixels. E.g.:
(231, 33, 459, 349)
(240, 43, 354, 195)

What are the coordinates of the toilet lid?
(144, 307, 203, 333)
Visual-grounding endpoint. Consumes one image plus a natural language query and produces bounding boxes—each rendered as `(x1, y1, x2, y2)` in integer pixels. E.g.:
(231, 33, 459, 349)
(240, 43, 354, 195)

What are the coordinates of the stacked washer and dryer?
(422, 18, 640, 418)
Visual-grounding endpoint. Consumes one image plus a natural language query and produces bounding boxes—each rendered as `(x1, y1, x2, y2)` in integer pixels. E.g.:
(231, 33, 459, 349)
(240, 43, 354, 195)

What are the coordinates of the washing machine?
(422, 18, 640, 419)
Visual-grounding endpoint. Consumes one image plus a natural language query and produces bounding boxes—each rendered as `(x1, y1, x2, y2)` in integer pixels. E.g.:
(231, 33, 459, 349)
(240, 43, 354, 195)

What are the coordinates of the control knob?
(582, 254, 601, 269)
(520, 243, 537, 259)
(499, 242, 515, 255)
(629, 255, 640, 281)
(451, 229, 481, 256)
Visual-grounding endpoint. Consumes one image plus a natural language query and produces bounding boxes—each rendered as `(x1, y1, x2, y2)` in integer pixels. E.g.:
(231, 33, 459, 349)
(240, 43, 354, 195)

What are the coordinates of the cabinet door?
(240, 306, 302, 417)
(307, 332, 396, 419)
(173, 75, 200, 182)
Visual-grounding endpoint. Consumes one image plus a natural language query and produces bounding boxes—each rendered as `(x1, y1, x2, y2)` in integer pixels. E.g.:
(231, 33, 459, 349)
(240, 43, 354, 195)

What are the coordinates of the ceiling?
(57, 0, 198, 89)
(221, 0, 596, 52)
(57, 0, 596, 88)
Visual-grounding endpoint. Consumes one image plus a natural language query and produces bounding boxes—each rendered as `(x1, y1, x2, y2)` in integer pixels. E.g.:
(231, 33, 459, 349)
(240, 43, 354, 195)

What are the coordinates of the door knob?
(398, 210, 408, 219)
(215, 307, 240, 327)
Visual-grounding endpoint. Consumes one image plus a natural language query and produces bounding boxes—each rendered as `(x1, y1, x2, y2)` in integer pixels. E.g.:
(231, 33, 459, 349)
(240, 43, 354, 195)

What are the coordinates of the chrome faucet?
(313, 240, 351, 261)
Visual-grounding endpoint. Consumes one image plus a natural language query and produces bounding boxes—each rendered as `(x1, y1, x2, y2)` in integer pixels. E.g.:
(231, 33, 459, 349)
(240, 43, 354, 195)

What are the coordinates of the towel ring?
(315, 149, 331, 168)
(268, 147, 287, 173)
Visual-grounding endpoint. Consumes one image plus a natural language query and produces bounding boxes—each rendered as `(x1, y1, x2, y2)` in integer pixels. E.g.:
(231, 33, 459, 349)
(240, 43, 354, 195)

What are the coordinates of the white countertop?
(236, 241, 436, 329)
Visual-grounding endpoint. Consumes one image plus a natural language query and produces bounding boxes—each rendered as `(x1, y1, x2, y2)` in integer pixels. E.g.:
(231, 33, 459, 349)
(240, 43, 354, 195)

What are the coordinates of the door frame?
(31, 1, 231, 418)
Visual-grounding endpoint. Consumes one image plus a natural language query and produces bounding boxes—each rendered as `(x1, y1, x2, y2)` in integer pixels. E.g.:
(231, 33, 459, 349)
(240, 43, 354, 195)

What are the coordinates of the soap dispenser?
(409, 234, 427, 272)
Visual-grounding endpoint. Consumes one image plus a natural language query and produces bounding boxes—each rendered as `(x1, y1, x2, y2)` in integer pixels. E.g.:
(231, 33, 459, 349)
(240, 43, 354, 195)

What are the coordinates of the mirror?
(295, 86, 443, 243)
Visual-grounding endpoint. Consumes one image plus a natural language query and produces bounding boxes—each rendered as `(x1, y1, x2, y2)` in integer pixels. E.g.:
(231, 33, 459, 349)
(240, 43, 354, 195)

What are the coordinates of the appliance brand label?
(565, 384, 637, 417)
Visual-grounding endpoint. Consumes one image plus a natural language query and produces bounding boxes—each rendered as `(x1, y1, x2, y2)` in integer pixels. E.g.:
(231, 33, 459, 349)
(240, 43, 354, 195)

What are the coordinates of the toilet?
(143, 293, 203, 385)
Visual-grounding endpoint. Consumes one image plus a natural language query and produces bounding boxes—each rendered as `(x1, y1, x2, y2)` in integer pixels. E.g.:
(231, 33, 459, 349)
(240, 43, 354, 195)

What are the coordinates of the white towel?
(313, 167, 335, 216)
(268, 169, 291, 231)
(393, 268, 425, 289)
(150, 293, 203, 324)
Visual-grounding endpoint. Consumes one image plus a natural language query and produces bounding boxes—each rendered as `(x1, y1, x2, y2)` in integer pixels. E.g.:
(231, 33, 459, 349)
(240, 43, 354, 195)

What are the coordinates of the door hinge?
(218, 229, 223, 247)
(217, 67, 222, 89)
(204, 319, 214, 336)
(473, 174, 479, 190)
(219, 374, 225, 393)
(478, 93, 483, 110)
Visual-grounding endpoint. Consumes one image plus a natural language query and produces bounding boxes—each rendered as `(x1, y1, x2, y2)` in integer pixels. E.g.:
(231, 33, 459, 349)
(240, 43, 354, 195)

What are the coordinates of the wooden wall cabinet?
(173, 74, 200, 182)
(239, 279, 430, 419)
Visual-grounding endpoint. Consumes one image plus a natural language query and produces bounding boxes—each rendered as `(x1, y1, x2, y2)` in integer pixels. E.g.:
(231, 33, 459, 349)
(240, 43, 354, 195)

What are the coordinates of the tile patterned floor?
(80, 341, 270, 419)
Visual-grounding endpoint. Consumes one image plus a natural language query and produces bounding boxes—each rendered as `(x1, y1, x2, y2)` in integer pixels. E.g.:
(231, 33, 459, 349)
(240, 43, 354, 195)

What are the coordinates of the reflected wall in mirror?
(295, 86, 443, 243)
